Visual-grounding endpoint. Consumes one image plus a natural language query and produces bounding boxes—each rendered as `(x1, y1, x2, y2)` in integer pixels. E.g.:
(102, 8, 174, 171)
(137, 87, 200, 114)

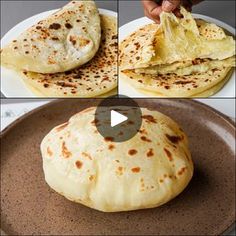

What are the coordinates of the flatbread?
(41, 107, 193, 212)
(121, 67, 232, 97)
(134, 57, 235, 76)
(119, 8, 235, 70)
(136, 68, 233, 97)
(22, 14, 118, 97)
(1, 0, 101, 73)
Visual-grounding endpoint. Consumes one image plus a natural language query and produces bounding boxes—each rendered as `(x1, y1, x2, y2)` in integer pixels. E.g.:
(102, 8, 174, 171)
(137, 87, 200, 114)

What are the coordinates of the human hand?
(142, 0, 201, 23)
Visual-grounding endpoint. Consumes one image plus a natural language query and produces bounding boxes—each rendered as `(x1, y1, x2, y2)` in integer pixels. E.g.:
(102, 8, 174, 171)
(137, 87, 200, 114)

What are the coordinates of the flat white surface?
(119, 14, 235, 98)
(111, 110, 128, 127)
(0, 8, 117, 98)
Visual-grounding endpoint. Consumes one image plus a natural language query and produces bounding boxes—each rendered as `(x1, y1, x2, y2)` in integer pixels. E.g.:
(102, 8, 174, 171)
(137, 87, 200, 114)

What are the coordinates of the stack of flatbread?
(1, 0, 117, 97)
(119, 7, 235, 97)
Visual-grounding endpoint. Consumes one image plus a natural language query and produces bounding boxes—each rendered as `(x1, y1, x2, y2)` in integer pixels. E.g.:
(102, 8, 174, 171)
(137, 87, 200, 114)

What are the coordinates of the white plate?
(1, 8, 117, 98)
(119, 14, 235, 98)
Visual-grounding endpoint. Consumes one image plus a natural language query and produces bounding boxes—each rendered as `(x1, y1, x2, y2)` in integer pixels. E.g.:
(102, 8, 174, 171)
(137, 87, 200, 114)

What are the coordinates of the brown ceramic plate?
(1, 99, 235, 235)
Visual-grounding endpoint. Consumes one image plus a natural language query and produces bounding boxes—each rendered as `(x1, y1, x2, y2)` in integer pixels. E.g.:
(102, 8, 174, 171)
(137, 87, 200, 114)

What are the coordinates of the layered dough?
(119, 7, 235, 97)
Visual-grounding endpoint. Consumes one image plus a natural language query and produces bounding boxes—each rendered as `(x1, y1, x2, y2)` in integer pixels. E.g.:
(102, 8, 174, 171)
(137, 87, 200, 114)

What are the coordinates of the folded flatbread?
(22, 14, 117, 97)
(119, 7, 235, 97)
(41, 106, 193, 212)
(119, 8, 235, 70)
(1, 0, 101, 73)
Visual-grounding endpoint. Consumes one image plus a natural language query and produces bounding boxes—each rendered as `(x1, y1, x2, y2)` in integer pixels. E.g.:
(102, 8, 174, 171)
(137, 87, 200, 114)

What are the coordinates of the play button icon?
(111, 110, 128, 127)
(95, 96, 142, 142)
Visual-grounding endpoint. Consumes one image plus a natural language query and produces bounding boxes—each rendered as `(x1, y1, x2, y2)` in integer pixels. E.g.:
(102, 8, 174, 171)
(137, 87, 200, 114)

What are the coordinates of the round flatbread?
(120, 67, 232, 97)
(41, 107, 193, 212)
(22, 14, 117, 97)
(1, 0, 101, 73)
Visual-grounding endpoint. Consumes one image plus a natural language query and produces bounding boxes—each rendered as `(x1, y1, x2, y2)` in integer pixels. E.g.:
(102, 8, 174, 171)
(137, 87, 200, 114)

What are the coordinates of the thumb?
(162, 0, 181, 12)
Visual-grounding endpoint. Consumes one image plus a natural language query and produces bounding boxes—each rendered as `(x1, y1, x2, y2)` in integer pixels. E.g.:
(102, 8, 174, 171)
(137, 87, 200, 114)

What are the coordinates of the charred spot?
(49, 23, 61, 30)
(25, 51, 29, 54)
(14, 47, 18, 50)
(136, 56, 140, 60)
(91, 118, 99, 125)
(36, 26, 42, 30)
(166, 134, 182, 144)
(165, 85, 170, 89)
(51, 37, 59, 40)
(43, 83, 49, 88)
(65, 23, 73, 29)
(164, 148, 173, 161)
(131, 167, 141, 173)
(140, 136, 151, 142)
(178, 167, 187, 176)
(56, 81, 77, 88)
(128, 149, 137, 155)
(104, 137, 114, 142)
(146, 148, 154, 157)
(75, 160, 83, 169)
(69, 36, 77, 45)
(141, 115, 156, 123)
(108, 144, 115, 151)
(174, 81, 192, 85)
(76, 19, 81, 22)
(112, 35, 118, 40)
(62, 141, 72, 158)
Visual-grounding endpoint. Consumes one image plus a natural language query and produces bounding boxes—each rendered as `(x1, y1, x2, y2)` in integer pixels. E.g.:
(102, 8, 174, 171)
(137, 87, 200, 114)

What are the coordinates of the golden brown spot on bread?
(104, 137, 114, 142)
(56, 122, 68, 131)
(82, 152, 92, 160)
(142, 115, 157, 123)
(140, 136, 151, 142)
(47, 147, 53, 157)
(166, 134, 182, 144)
(108, 144, 115, 151)
(89, 175, 94, 181)
(62, 141, 71, 158)
(75, 160, 83, 169)
(131, 167, 141, 173)
(164, 148, 173, 161)
(128, 149, 137, 155)
(159, 179, 164, 183)
(146, 148, 154, 157)
(79, 38, 90, 47)
(69, 36, 77, 45)
(178, 167, 187, 176)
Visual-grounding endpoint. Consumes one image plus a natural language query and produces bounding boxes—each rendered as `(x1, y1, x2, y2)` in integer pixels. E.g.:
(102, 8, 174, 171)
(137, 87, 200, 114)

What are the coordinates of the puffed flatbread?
(22, 14, 117, 97)
(41, 107, 193, 212)
(1, 0, 101, 73)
